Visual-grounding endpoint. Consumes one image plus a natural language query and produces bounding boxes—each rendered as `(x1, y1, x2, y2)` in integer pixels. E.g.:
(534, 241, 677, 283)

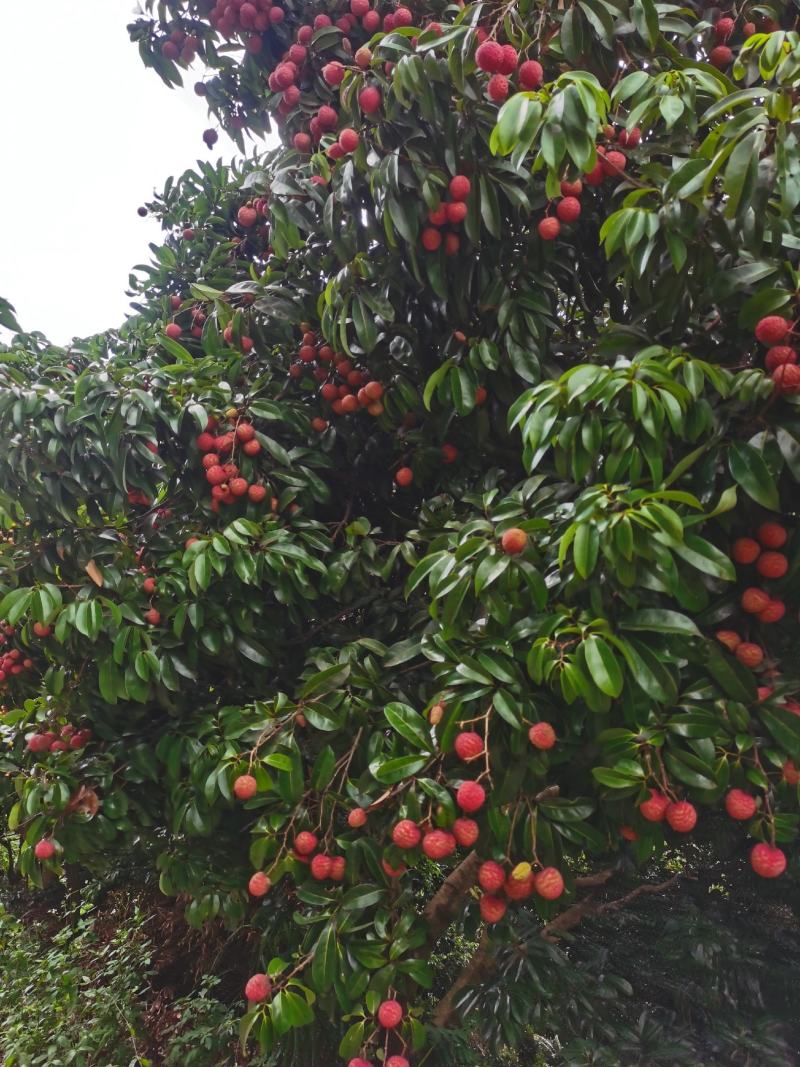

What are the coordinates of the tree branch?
(424, 851, 481, 943)
(431, 929, 493, 1028)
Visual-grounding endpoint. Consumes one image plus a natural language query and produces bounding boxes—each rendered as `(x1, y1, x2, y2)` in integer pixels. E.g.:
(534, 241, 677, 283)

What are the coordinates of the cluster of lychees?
(754, 315, 799, 395)
(288, 323, 385, 425)
(707, 12, 765, 69)
(0, 621, 36, 688)
(420, 173, 471, 255)
(196, 416, 269, 512)
(716, 520, 792, 669)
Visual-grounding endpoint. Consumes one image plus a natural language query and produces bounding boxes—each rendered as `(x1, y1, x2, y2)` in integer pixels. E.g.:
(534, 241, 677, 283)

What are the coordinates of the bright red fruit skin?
(750, 843, 786, 878)
(725, 789, 757, 821)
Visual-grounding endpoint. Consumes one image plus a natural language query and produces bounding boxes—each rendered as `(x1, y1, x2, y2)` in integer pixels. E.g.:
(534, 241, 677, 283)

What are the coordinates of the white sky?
(0, 1, 273, 345)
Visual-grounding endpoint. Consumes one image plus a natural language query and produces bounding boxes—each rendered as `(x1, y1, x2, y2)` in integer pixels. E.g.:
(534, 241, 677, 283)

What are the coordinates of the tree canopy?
(1, 0, 799, 1063)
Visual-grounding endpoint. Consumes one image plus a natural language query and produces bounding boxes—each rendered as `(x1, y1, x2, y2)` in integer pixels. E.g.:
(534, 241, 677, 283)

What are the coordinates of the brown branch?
(424, 851, 481, 943)
(541, 872, 682, 942)
(431, 929, 494, 1028)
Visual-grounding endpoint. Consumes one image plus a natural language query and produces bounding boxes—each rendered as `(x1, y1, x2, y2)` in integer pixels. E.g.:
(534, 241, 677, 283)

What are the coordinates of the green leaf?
(728, 441, 780, 510)
(383, 702, 432, 751)
(373, 754, 430, 784)
(573, 524, 599, 578)
(583, 636, 624, 697)
(340, 884, 386, 911)
(620, 609, 700, 636)
(311, 923, 338, 992)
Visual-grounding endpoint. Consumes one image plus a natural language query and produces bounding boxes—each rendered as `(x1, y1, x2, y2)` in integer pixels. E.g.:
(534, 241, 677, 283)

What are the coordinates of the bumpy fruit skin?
(755, 315, 791, 345)
(248, 484, 267, 503)
(392, 819, 421, 849)
(528, 722, 556, 749)
(445, 201, 467, 224)
(758, 599, 785, 623)
(348, 807, 367, 828)
(534, 867, 565, 900)
(725, 789, 757, 821)
(165, 323, 182, 340)
(500, 527, 528, 555)
(456, 780, 486, 812)
(449, 175, 471, 201)
(556, 196, 581, 222)
(480, 894, 507, 923)
(735, 642, 763, 668)
(145, 608, 161, 626)
(639, 788, 670, 821)
(234, 774, 258, 800)
(34, 839, 55, 860)
(709, 44, 733, 68)
(248, 871, 271, 896)
(339, 128, 359, 152)
(421, 226, 442, 251)
(772, 364, 800, 394)
(504, 872, 536, 900)
(454, 731, 484, 761)
(311, 854, 333, 880)
(329, 856, 346, 881)
(714, 16, 735, 40)
(518, 59, 543, 88)
(732, 537, 761, 564)
(764, 346, 797, 372)
(377, 999, 403, 1028)
(475, 40, 503, 73)
(347, 1060, 373, 1067)
(783, 759, 800, 785)
(741, 587, 771, 614)
(358, 86, 382, 112)
(757, 522, 788, 549)
(381, 858, 406, 878)
(295, 831, 318, 855)
(386, 1057, 410, 1067)
(665, 801, 697, 833)
(452, 817, 479, 847)
(478, 860, 506, 892)
(602, 149, 627, 175)
(487, 73, 509, 101)
(422, 829, 457, 859)
(756, 551, 788, 579)
(750, 843, 787, 878)
(245, 973, 271, 1002)
(538, 216, 560, 240)
(716, 630, 741, 652)
(237, 205, 258, 227)
(395, 466, 414, 487)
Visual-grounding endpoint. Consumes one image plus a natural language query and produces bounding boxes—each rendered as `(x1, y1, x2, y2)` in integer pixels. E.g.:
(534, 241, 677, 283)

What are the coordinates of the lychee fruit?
(454, 731, 484, 761)
(500, 527, 527, 554)
(422, 830, 457, 859)
(475, 40, 503, 73)
(709, 44, 733, 68)
(479, 894, 507, 923)
(478, 860, 506, 892)
(725, 789, 757, 821)
(456, 780, 486, 812)
(358, 86, 382, 112)
(534, 866, 565, 900)
(755, 316, 790, 345)
(538, 217, 560, 240)
(757, 522, 788, 548)
(556, 196, 581, 222)
(741, 587, 771, 614)
(773, 364, 800, 394)
(392, 819, 421, 849)
(639, 788, 670, 821)
(234, 774, 258, 800)
(377, 999, 403, 1028)
(732, 537, 761, 564)
(735, 642, 763, 668)
(34, 839, 55, 860)
(348, 807, 368, 828)
(716, 630, 741, 652)
(395, 467, 414, 486)
(665, 801, 697, 833)
(750, 843, 786, 878)
(452, 817, 479, 847)
(245, 974, 271, 1002)
(518, 59, 543, 89)
(756, 551, 788, 579)
(528, 722, 556, 749)
(311, 854, 333, 880)
(449, 175, 471, 202)
(758, 599, 785, 623)
(295, 831, 318, 855)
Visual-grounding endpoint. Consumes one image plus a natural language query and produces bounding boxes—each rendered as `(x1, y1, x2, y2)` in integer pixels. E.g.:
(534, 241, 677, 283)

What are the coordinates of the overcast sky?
(0, 2, 272, 345)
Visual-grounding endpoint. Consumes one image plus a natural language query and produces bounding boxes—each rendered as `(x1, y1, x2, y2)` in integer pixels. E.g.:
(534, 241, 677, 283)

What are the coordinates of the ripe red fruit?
(428, 204, 447, 227)
(245, 974, 271, 1002)
(528, 722, 556, 749)
(709, 44, 734, 68)
(475, 386, 488, 406)
(725, 789, 757, 821)
(765, 346, 798, 371)
(347, 1060, 373, 1067)
(142, 577, 156, 595)
(742, 21, 756, 36)
(454, 731, 484, 761)
(32, 622, 52, 638)
(229, 478, 249, 497)
(758, 522, 788, 549)
(293, 132, 312, 153)
(534, 867, 564, 900)
(311, 417, 329, 433)
(182, 227, 196, 239)
(339, 128, 359, 153)
(392, 819, 421, 848)
(500, 527, 527, 554)
(538, 217, 560, 241)
(295, 831, 318, 855)
(735, 642, 763, 668)
(196, 432, 216, 452)
(479, 894, 507, 923)
(741, 587, 771, 614)
(421, 227, 442, 251)
(452, 817, 479, 847)
(756, 551, 788, 579)
(750, 843, 786, 878)
(498, 44, 518, 74)
(639, 789, 670, 821)
(206, 465, 227, 486)
(602, 150, 627, 176)
(448, 175, 471, 202)
(382, 858, 406, 878)
(758, 599, 785, 623)
(783, 759, 800, 785)
(395, 467, 414, 487)
(441, 202, 466, 227)
(505, 871, 536, 900)
(145, 608, 161, 626)
(475, 40, 504, 73)
(348, 807, 367, 828)
(202, 453, 220, 470)
(584, 161, 605, 186)
(456, 781, 486, 812)
(478, 860, 505, 892)
(322, 61, 345, 85)
(34, 839, 55, 860)
(755, 315, 790, 345)
(444, 233, 460, 256)
(377, 999, 403, 1028)
(487, 74, 509, 102)
(665, 801, 697, 833)
(556, 196, 581, 223)
(249, 871, 271, 896)
(248, 484, 267, 503)
(237, 206, 258, 228)
(235, 422, 256, 442)
(518, 59, 544, 89)
(560, 179, 582, 197)
(714, 16, 735, 40)
(620, 825, 638, 841)
(441, 443, 458, 463)
(386, 1057, 410, 1067)
(234, 774, 258, 800)
(358, 86, 382, 113)
(329, 856, 346, 880)
(732, 537, 761, 564)
(311, 854, 333, 880)
(165, 323, 182, 340)
(422, 829, 457, 859)
(773, 363, 800, 394)
(716, 630, 741, 651)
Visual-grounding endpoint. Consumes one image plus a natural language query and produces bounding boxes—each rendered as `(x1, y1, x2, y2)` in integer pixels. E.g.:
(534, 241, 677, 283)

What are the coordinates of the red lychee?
(500, 527, 527, 554)
(245, 974, 271, 1002)
(538, 217, 560, 241)
(377, 999, 403, 1028)
(311, 854, 333, 880)
(234, 774, 258, 800)
(475, 40, 503, 73)
(556, 196, 581, 223)
(456, 781, 486, 812)
(454, 731, 484, 761)
(534, 866, 564, 900)
(735, 642, 763, 668)
(665, 801, 697, 833)
(392, 819, 421, 849)
(34, 839, 55, 860)
(725, 789, 757, 821)
(755, 316, 790, 345)
(756, 551, 788, 579)
(732, 537, 761, 564)
(757, 522, 788, 548)
(518, 59, 543, 89)
(741, 587, 771, 614)
(295, 831, 318, 855)
(750, 843, 786, 878)
(478, 860, 505, 892)
(422, 829, 457, 859)
(395, 467, 414, 487)
(479, 894, 507, 923)
(452, 817, 479, 847)
(639, 788, 670, 822)
(249, 871, 271, 896)
(528, 722, 556, 749)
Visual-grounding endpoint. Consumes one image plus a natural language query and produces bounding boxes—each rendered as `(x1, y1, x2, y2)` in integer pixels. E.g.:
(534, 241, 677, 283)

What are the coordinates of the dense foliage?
(1, 0, 800, 1063)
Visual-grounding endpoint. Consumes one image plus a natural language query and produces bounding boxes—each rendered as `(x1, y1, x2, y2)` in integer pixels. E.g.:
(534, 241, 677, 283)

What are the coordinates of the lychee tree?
(1, 0, 800, 1063)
